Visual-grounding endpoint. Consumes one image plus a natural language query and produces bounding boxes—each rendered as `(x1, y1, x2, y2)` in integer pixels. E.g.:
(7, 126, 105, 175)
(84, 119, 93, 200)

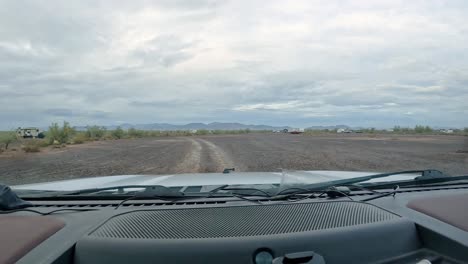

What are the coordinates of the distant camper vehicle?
(337, 128, 353, 133)
(440, 129, 454, 134)
(16, 127, 44, 139)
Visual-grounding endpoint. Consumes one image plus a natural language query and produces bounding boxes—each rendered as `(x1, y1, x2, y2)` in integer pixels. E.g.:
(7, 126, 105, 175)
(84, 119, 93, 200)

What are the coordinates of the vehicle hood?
(12, 170, 419, 191)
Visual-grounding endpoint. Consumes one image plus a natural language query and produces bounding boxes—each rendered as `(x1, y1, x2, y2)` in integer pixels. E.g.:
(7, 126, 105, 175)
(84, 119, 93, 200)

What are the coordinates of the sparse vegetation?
(47, 121, 75, 144)
(303, 125, 452, 136)
(127, 128, 145, 138)
(195, 129, 209, 135)
(72, 133, 88, 144)
(361, 128, 376, 133)
(414, 125, 433, 133)
(6, 120, 464, 155)
(0, 131, 17, 150)
(111, 126, 125, 139)
(22, 140, 42, 152)
(211, 129, 251, 135)
(85, 126, 107, 140)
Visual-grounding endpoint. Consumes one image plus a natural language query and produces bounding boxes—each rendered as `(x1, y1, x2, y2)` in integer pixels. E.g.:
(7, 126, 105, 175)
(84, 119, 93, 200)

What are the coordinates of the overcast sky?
(1, 0, 467, 129)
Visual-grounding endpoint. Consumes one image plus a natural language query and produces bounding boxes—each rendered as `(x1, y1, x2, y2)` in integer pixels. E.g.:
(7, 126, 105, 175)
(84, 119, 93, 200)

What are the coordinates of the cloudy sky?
(1, 0, 467, 129)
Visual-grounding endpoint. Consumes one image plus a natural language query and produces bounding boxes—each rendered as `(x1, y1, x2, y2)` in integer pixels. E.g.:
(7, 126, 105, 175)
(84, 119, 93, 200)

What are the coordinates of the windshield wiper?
(277, 169, 447, 195)
(199, 170, 451, 202)
(115, 185, 271, 208)
(208, 185, 272, 197)
(265, 169, 449, 202)
(20, 185, 186, 199)
(359, 174, 468, 189)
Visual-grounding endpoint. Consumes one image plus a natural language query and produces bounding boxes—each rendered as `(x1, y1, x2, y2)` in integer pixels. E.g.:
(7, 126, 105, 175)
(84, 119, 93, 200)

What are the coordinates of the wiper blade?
(360, 174, 468, 189)
(115, 187, 268, 209)
(292, 169, 447, 192)
(27, 185, 185, 198)
(208, 185, 272, 197)
(268, 170, 451, 202)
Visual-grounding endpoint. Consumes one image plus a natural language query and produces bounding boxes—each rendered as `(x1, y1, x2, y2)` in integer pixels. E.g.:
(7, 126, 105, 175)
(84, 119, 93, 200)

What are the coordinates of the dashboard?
(2, 185, 468, 264)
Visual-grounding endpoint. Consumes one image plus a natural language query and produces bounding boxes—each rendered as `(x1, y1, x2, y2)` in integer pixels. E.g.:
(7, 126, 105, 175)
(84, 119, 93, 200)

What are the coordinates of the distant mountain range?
(74, 122, 294, 131)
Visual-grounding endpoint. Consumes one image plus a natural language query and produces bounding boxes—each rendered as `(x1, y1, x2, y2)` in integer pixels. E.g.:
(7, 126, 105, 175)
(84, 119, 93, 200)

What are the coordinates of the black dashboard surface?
(5, 186, 468, 264)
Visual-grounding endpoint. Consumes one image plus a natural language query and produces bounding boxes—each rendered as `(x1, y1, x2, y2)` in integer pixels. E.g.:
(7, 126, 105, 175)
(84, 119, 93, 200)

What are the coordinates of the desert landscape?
(1, 133, 467, 185)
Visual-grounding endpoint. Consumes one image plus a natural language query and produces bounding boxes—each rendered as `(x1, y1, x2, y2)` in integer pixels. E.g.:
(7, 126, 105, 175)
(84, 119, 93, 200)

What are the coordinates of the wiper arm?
(269, 170, 450, 202)
(21, 185, 184, 199)
(208, 185, 272, 197)
(360, 174, 468, 189)
(24, 185, 185, 198)
(115, 186, 268, 209)
(293, 169, 447, 192)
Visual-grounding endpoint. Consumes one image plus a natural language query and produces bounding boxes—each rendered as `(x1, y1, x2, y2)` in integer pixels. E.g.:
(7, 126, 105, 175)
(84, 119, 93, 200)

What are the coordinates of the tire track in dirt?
(173, 138, 236, 173)
(197, 138, 236, 172)
(174, 138, 202, 173)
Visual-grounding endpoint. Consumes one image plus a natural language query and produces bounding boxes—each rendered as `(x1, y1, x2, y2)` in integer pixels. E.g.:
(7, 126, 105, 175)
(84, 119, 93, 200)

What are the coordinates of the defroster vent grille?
(91, 202, 398, 239)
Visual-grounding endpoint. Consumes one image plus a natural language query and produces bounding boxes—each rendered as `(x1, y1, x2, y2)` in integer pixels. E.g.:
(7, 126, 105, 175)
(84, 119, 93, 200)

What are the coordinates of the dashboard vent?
(90, 201, 399, 239)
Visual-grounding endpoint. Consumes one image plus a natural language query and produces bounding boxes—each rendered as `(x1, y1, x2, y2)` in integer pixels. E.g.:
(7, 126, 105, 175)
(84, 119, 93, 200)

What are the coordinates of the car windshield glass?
(0, 1, 466, 191)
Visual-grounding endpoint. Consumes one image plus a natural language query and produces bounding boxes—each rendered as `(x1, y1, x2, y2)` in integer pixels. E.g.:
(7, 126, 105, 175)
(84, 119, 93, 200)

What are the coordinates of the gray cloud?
(132, 35, 195, 67)
(43, 108, 75, 117)
(43, 108, 111, 120)
(0, 0, 467, 129)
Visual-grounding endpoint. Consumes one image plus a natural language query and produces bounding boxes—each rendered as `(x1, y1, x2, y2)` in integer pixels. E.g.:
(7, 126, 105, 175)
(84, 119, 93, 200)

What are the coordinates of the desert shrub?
(127, 128, 145, 138)
(252, 130, 271, 133)
(195, 129, 253, 135)
(111, 127, 125, 139)
(402, 127, 412, 133)
(72, 133, 88, 144)
(145, 130, 160, 137)
(304, 129, 328, 135)
(102, 133, 115, 140)
(37, 140, 50, 147)
(195, 129, 209, 135)
(179, 130, 192, 136)
(0, 131, 17, 150)
(414, 125, 433, 134)
(361, 128, 376, 133)
(22, 140, 42, 152)
(85, 126, 107, 140)
(48, 121, 74, 144)
(414, 125, 425, 133)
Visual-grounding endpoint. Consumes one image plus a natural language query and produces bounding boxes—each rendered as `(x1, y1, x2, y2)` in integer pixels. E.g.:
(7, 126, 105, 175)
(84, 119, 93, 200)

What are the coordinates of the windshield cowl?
(12, 169, 451, 197)
(12, 170, 422, 192)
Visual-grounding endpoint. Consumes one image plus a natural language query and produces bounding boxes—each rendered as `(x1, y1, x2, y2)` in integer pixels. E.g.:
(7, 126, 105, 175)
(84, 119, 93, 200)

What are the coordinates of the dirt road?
(1, 134, 467, 185)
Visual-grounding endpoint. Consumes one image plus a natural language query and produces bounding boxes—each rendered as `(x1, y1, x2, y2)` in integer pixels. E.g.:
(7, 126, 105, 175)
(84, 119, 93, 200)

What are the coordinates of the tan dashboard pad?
(0, 215, 65, 264)
(407, 193, 468, 232)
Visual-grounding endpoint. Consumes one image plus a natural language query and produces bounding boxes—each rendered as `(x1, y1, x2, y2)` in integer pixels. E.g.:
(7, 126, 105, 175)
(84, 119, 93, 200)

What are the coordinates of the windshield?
(0, 1, 467, 192)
